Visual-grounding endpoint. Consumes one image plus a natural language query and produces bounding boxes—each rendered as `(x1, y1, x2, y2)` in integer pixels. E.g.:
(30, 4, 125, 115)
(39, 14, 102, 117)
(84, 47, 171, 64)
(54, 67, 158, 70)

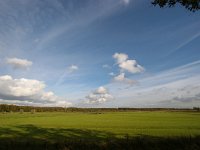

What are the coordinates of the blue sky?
(0, 0, 200, 107)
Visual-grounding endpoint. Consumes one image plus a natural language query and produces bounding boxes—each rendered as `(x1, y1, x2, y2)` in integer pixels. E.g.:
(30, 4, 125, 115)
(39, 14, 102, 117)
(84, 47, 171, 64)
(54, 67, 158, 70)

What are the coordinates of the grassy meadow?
(1, 111, 200, 149)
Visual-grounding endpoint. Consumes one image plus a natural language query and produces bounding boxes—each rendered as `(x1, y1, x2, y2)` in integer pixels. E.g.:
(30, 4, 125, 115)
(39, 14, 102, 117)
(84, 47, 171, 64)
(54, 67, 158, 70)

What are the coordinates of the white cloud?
(112, 52, 144, 85)
(0, 75, 71, 107)
(109, 72, 115, 76)
(94, 86, 107, 94)
(85, 86, 113, 104)
(0, 75, 12, 80)
(114, 72, 125, 81)
(113, 53, 128, 64)
(107, 60, 200, 108)
(6, 58, 32, 69)
(113, 53, 144, 74)
(119, 59, 144, 73)
(68, 65, 79, 73)
(114, 73, 135, 85)
(122, 0, 130, 5)
(102, 64, 111, 69)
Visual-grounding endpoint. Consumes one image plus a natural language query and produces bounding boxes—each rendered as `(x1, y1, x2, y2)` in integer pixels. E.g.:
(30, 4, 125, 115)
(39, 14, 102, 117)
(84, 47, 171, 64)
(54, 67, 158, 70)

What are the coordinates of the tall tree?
(152, 0, 200, 12)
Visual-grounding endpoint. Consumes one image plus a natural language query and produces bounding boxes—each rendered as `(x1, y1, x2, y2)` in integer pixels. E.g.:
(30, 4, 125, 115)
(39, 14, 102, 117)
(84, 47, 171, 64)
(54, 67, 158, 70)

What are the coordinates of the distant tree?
(193, 107, 200, 111)
(152, 0, 200, 12)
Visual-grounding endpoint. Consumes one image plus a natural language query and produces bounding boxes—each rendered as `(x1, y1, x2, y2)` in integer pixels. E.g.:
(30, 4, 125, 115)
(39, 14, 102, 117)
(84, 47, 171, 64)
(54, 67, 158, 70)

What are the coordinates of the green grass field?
(1, 111, 200, 150)
(1, 111, 200, 140)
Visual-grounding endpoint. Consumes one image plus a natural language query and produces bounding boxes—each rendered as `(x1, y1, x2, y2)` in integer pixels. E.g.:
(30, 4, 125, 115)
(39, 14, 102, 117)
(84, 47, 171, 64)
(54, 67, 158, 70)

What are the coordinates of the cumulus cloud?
(94, 86, 107, 94)
(68, 65, 79, 73)
(114, 73, 135, 85)
(113, 53, 128, 64)
(6, 58, 32, 69)
(113, 53, 144, 74)
(0, 75, 45, 97)
(0, 75, 71, 107)
(112, 53, 143, 85)
(119, 60, 144, 73)
(85, 86, 113, 104)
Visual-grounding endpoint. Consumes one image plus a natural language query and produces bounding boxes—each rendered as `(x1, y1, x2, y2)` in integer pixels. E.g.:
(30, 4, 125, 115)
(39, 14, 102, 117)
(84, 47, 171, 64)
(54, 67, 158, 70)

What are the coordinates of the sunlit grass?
(1, 111, 200, 139)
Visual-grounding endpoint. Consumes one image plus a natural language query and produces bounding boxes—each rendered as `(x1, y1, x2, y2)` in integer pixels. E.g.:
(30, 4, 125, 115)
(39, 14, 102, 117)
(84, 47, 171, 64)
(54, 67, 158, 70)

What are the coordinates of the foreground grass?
(1, 111, 200, 138)
(0, 111, 200, 149)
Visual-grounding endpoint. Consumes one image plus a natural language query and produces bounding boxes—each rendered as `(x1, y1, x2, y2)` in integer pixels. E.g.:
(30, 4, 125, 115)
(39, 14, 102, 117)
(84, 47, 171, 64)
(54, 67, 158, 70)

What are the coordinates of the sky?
(0, 0, 200, 108)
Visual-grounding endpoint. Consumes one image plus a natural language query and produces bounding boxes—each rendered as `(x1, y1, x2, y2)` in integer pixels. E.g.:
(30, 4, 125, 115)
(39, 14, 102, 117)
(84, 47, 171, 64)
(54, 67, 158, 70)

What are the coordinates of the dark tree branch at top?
(152, 0, 200, 12)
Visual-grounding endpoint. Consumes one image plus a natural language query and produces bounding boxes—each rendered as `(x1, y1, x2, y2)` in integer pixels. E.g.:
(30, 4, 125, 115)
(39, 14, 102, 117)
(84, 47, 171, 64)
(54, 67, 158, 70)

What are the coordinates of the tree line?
(0, 104, 199, 113)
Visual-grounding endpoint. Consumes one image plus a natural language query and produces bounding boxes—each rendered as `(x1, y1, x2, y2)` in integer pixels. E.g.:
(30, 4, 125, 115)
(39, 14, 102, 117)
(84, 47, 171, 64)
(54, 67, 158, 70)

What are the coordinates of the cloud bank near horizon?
(0, 75, 71, 107)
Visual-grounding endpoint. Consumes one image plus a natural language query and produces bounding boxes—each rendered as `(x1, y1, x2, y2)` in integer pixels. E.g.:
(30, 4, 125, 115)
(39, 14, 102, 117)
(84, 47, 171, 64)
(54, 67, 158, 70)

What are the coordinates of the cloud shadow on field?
(0, 125, 200, 150)
(0, 125, 116, 141)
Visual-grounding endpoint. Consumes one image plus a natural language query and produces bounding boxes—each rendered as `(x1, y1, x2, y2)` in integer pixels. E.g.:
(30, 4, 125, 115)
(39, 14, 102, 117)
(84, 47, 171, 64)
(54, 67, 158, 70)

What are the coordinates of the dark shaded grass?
(0, 136, 200, 150)
(0, 125, 200, 150)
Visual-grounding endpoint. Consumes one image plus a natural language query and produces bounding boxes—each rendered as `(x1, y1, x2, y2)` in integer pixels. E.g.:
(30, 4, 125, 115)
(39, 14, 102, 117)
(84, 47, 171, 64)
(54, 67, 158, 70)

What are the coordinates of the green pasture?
(0, 111, 200, 141)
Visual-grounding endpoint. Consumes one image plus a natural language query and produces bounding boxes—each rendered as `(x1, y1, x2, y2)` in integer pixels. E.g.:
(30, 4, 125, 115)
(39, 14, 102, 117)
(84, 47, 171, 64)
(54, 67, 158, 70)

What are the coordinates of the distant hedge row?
(0, 104, 199, 112)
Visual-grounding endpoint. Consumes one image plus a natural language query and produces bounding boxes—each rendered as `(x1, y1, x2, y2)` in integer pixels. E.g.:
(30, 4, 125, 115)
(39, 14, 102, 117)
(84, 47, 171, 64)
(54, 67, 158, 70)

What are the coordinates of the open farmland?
(0, 111, 200, 149)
